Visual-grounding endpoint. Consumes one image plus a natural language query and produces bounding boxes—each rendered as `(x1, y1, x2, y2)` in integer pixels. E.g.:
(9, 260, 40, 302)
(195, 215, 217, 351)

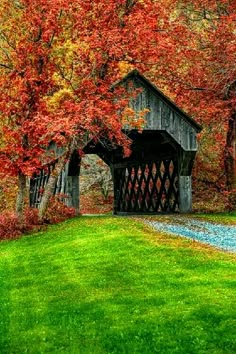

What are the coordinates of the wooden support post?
(71, 175, 80, 215)
(110, 164, 118, 215)
(67, 150, 81, 214)
(179, 175, 192, 213)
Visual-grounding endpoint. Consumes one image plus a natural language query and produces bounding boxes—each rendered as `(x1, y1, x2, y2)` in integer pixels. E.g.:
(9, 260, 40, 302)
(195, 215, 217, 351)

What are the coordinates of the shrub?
(23, 208, 40, 232)
(44, 197, 76, 224)
(0, 208, 41, 240)
(0, 211, 22, 240)
(0, 199, 76, 240)
(223, 189, 236, 211)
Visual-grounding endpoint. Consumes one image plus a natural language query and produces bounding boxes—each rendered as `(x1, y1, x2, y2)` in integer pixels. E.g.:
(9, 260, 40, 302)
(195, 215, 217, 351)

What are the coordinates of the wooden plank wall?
(129, 78, 198, 152)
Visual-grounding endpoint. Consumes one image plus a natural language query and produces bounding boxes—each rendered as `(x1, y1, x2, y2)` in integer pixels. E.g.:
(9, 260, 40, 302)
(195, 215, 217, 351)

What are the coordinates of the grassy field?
(195, 212, 236, 224)
(0, 216, 236, 354)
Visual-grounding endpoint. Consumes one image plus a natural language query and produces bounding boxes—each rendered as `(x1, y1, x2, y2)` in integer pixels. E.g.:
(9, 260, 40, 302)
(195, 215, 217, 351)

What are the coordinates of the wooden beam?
(71, 175, 80, 214)
(179, 176, 192, 213)
(178, 150, 196, 176)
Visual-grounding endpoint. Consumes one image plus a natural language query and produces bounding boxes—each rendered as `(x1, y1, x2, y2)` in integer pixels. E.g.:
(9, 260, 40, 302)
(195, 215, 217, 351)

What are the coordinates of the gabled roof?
(115, 69, 202, 133)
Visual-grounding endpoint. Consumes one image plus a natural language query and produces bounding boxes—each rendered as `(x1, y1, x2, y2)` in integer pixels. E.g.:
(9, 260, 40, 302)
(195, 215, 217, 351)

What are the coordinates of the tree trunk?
(16, 172, 27, 222)
(38, 144, 74, 221)
(224, 113, 236, 208)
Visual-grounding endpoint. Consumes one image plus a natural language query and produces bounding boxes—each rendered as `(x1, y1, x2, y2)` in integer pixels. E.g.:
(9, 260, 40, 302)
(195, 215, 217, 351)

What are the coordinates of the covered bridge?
(30, 70, 201, 214)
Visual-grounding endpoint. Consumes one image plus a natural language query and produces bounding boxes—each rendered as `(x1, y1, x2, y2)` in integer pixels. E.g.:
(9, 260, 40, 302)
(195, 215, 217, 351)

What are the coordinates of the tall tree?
(0, 0, 61, 219)
(0, 0, 177, 219)
(159, 0, 236, 206)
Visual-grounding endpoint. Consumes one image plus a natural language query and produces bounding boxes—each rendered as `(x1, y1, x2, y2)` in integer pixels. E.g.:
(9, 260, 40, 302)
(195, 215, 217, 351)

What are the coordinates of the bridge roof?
(114, 69, 202, 133)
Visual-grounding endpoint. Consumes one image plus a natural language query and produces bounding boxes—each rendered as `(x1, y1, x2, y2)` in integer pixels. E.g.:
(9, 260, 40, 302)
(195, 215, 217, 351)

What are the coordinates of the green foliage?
(0, 217, 235, 353)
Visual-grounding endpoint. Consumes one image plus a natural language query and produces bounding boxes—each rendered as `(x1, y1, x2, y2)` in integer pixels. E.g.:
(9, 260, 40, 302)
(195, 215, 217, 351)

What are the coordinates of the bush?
(44, 197, 76, 224)
(0, 211, 22, 240)
(0, 199, 76, 240)
(0, 208, 42, 240)
(23, 208, 40, 231)
(224, 189, 236, 211)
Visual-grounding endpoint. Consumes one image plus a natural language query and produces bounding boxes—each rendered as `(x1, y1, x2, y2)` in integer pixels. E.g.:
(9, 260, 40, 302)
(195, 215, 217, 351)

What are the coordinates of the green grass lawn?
(195, 212, 236, 224)
(0, 216, 235, 354)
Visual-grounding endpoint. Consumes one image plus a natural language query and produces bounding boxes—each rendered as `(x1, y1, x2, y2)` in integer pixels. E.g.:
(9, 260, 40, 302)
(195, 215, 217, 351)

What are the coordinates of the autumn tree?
(0, 0, 59, 219)
(165, 0, 236, 207)
(1, 0, 181, 220)
(3, 0, 232, 218)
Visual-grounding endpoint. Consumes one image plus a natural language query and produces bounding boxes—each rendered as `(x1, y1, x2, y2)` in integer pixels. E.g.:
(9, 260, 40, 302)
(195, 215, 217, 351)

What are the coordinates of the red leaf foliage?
(0, 0, 235, 211)
(0, 200, 76, 241)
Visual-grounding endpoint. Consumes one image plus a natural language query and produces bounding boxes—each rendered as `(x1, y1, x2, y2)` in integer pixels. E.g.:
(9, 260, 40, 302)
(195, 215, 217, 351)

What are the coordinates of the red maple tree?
(150, 0, 236, 208)
(1, 0, 235, 221)
(0, 0, 178, 219)
(183, 0, 236, 207)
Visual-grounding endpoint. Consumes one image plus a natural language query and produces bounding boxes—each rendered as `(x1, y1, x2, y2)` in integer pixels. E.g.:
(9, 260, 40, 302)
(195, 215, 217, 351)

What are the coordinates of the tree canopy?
(0, 0, 235, 217)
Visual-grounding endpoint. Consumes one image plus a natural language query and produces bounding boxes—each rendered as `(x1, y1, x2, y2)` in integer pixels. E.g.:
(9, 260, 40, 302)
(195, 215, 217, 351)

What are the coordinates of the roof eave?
(114, 69, 202, 133)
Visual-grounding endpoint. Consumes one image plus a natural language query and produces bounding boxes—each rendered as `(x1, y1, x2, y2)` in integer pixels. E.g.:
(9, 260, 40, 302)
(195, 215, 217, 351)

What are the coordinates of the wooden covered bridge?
(30, 70, 201, 214)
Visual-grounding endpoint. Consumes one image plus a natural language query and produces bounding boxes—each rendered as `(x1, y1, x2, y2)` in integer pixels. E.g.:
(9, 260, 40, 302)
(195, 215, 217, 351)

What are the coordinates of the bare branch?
(0, 30, 17, 50)
(0, 62, 12, 70)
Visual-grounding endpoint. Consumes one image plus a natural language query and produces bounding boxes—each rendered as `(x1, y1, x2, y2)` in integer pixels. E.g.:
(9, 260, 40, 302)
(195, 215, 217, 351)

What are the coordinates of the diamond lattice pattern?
(117, 160, 178, 212)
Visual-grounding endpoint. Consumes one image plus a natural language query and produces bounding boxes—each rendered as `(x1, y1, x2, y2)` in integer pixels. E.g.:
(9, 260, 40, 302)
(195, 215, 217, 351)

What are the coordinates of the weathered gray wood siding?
(128, 77, 198, 152)
(179, 176, 192, 213)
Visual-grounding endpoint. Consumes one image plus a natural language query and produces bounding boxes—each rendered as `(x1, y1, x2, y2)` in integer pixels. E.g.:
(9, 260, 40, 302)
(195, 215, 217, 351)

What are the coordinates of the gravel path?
(145, 217, 236, 253)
